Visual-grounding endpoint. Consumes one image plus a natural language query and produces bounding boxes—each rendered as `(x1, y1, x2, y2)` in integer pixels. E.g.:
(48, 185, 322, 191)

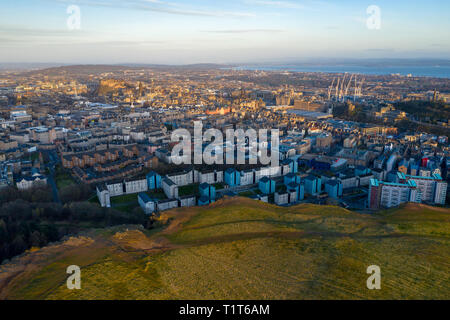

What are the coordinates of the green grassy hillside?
(0, 198, 449, 300)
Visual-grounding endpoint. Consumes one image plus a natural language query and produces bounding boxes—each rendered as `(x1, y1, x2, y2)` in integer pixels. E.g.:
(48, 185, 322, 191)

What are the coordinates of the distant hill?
(1, 198, 449, 300)
(19, 63, 232, 76)
(0, 63, 70, 72)
(22, 65, 140, 77)
(122, 63, 233, 69)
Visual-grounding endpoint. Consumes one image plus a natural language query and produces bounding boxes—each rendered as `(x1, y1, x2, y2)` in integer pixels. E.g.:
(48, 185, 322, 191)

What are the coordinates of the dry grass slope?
(0, 198, 449, 300)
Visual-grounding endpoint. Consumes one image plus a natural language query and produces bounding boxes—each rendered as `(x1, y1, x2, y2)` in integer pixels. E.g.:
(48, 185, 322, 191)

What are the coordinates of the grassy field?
(110, 193, 138, 205)
(108, 194, 140, 213)
(238, 190, 256, 197)
(0, 198, 449, 300)
(100, 190, 167, 213)
(213, 182, 225, 190)
(55, 171, 76, 189)
(238, 189, 262, 198)
(148, 190, 167, 200)
(178, 183, 199, 197)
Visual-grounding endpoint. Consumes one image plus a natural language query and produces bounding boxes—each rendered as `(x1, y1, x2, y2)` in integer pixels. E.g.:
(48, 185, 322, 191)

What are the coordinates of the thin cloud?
(50, 0, 256, 18)
(132, 4, 255, 17)
(0, 26, 86, 37)
(365, 48, 396, 52)
(0, 25, 163, 47)
(90, 40, 165, 46)
(244, 0, 303, 9)
(0, 26, 87, 46)
(0, 38, 165, 47)
(203, 29, 284, 34)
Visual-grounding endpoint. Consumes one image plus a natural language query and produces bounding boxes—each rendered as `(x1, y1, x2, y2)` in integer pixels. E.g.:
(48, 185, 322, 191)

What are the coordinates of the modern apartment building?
(397, 172, 448, 205)
(368, 179, 421, 209)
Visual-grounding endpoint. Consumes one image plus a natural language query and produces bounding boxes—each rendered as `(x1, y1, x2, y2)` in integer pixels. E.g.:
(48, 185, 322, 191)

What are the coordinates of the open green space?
(55, 171, 76, 189)
(178, 183, 199, 197)
(1, 199, 449, 300)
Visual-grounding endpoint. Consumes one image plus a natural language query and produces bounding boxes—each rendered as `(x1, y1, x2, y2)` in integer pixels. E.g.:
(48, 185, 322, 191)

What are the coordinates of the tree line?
(0, 186, 150, 264)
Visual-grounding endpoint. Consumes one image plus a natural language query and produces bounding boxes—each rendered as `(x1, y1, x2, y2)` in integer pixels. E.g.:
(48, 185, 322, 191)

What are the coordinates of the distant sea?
(233, 65, 450, 79)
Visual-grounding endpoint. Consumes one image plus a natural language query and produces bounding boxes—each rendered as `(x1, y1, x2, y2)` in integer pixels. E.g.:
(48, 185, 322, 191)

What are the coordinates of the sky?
(0, 0, 449, 64)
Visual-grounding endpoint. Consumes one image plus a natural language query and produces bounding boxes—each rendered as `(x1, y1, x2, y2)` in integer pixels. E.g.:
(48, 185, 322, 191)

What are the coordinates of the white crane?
(328, 77, 335, 101)
(357, 78, 365, 98)
(339, 73, 347, 101)
(343, 74, 354, 102)
(335, 77, 340, 101)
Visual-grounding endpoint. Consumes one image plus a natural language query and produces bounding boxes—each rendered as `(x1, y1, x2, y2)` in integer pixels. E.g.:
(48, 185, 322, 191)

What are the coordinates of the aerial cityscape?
(0, 0, 449, 305)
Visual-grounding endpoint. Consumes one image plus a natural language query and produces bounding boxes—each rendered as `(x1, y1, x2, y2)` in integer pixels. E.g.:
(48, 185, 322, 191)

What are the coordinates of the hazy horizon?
(2, 57, 450, 66)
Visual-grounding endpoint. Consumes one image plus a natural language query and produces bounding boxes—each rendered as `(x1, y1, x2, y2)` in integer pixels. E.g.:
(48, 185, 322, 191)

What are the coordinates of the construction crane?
(329, 74, 363, 102)
(328, 77, 335, 101)
(357, 78, 365, 98)
(335, 77, 340, 101)
(343, 74, 354, 102)
(339, 73, 347, 101)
